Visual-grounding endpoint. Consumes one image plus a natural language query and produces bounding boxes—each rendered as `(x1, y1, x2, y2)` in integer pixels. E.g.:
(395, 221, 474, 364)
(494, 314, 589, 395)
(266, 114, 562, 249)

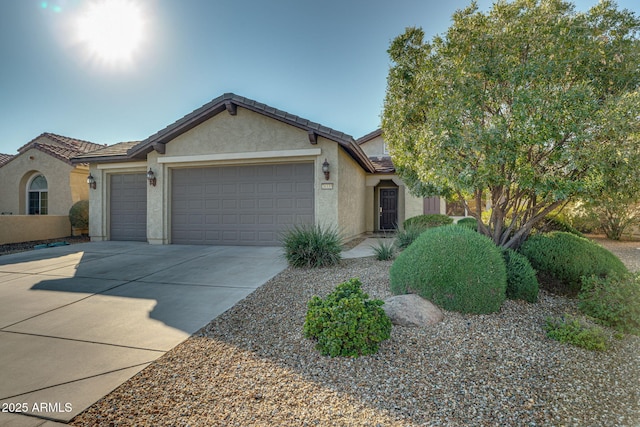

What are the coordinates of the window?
(28, 175, 48, 215)
(382, 141, 389, 155)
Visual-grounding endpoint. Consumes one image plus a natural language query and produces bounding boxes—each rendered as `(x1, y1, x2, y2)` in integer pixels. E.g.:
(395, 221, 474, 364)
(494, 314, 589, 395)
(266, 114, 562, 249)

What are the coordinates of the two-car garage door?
(171, 163, 314, 246)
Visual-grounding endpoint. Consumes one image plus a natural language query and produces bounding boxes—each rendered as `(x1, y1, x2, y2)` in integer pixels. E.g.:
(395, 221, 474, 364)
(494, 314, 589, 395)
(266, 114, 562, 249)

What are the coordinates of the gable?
(122, 93, 375, 173)
(164, 106, 314, 157)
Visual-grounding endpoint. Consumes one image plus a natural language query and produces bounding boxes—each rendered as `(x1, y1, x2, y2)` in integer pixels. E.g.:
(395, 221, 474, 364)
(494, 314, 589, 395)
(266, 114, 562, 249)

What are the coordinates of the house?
(0, 133, 106, 243)
(73, 93, 444, 246)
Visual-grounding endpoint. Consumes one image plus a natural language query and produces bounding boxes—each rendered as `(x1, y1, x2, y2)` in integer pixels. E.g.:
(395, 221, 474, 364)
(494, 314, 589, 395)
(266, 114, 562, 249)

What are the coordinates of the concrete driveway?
(0, 241, 287, 426)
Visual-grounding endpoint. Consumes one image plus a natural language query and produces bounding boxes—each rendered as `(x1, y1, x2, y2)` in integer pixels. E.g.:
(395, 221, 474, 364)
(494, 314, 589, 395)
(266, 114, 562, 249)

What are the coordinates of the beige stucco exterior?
(337, 148, 366, 240)
(86, 96, 450, 245)
(89, 107, 355, 244)
(0, 146, 89, 216)
(0, 215, 71, 244)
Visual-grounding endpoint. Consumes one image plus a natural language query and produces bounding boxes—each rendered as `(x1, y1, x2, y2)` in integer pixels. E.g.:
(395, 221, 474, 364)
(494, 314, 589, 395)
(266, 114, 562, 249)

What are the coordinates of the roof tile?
(0, 153, 13, 167)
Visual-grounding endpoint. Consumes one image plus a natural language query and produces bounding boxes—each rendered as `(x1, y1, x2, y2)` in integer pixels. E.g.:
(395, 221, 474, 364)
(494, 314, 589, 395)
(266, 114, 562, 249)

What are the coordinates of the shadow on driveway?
(0, 241, 287, 423)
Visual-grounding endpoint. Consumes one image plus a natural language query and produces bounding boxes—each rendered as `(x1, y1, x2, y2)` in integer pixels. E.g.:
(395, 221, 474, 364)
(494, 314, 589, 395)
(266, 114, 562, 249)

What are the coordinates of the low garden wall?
(0, 215, 71, 245)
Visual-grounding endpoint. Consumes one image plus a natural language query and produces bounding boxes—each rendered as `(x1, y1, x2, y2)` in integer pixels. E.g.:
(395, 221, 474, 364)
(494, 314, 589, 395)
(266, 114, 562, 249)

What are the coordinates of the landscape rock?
(382, 294, 443, 327)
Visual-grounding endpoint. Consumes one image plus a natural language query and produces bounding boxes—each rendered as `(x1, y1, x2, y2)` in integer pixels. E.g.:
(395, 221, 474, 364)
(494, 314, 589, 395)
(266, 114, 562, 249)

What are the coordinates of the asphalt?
(0, 238, 383, 426)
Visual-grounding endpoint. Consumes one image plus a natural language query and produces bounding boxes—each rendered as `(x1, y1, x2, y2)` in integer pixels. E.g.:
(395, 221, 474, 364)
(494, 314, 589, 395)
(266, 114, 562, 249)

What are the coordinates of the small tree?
(383, 0, 640, 249)
(581, 91, 640, 240)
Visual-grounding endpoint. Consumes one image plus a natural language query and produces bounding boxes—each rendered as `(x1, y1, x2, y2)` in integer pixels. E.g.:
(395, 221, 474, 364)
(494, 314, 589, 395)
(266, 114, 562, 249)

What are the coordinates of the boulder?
(383, 294, 443, 327)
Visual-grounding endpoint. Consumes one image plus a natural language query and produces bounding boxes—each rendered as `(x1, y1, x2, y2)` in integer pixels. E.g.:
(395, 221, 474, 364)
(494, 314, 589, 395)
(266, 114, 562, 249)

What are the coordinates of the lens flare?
(74, 0, 147, 69)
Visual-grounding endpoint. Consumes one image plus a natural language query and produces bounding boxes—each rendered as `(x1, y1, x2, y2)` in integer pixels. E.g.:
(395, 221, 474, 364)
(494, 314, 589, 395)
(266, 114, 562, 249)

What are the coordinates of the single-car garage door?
(172, 163, 314, 245)
(110, 173, 147, 241)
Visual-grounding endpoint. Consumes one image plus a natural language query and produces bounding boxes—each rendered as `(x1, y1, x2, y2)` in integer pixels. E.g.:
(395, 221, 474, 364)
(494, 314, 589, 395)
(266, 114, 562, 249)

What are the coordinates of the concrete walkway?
(0, 242, 287, 426)
(342, 237, 396, 258)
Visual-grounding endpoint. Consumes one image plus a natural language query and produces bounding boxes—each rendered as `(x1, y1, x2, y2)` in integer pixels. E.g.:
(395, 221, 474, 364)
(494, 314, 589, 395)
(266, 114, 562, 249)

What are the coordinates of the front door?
(379, 188, 398, 230)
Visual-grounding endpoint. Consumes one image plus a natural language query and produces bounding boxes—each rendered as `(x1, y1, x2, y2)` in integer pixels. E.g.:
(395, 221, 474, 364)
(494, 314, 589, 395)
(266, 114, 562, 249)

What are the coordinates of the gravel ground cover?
(71, 239, 640, 427)
(0, 236, 90, 256)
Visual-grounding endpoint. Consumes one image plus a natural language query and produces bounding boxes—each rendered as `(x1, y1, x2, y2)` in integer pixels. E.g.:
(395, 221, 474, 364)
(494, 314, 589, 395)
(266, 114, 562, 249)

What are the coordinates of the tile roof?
(369, 156, 395, 173)
(72, 141, 140, 163)
(13, 133, 106, 165)
(0, 153, 13, 167)
(356, 128, 382, 145)
(124, 93, 376, 173)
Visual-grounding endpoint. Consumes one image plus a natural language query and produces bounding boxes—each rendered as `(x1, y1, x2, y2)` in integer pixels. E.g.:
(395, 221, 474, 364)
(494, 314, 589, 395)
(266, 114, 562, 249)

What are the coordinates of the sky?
(0, 0, 639, 155)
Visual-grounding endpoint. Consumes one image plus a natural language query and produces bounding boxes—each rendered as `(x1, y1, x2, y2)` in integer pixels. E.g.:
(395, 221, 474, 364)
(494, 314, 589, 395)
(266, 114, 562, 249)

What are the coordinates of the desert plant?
(371, 239, 395, 261)
(390, 224, 507, 314)
(457, 217, 478, 230)
(544, 315, 608, 351)
(403, 214, 453, 230)
(519, 232, 628, 296)
(69, 200, 89, 229)
(501, 248, 539, 303)
(303, 278, 392, 357)
(281, 224, 342, 268)
(579, 273, 640, 336)
(394, 223, 426, 250)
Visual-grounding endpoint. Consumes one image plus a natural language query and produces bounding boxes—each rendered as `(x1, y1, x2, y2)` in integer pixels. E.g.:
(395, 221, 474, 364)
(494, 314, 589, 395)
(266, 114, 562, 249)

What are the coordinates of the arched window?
(28, 175, 48, 215)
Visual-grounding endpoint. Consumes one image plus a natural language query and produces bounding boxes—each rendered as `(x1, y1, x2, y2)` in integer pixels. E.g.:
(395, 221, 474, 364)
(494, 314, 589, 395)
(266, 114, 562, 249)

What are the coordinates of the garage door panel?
(110, 174, 147, 242)
(172, 163, 314, 245)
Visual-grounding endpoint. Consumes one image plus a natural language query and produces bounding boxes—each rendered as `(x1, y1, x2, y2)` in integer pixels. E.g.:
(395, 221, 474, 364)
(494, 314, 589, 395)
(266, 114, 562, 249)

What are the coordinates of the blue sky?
(0, 0, 638, 155)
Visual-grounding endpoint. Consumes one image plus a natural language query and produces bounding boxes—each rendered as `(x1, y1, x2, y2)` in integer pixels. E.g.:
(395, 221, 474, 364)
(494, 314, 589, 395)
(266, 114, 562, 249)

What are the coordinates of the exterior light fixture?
(322, 158, 330, 181)
(147, 168, 157, 187)
(87, 174, 96, 190)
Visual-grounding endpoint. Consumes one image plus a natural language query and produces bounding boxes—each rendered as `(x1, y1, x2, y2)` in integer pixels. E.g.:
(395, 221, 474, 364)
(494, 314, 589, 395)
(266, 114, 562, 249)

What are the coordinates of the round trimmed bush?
(534, 216, 583, 237)
(457, 217, 478, 230)
(69, 200, 89, 229)
(403, 214, 453, 230)
(519, 232, 628, 296)
(390, 225, 507, 314)
(502, 248, 539, 303)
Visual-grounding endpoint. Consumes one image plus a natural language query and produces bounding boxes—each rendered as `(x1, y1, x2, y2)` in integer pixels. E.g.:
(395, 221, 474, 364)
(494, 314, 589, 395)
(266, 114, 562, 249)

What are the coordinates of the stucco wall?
(0, 215, 71, 244)
(164, 108, 315, 156)
(337, 148, 366, 240)
(0, 148, 85, 216)
(147, 107, 340, 244)
(359, 134, 386, 157)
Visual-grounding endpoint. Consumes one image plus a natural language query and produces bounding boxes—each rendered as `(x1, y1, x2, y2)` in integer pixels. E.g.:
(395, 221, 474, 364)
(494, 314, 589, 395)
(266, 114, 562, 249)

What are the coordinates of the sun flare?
(75, 0, 147, 68)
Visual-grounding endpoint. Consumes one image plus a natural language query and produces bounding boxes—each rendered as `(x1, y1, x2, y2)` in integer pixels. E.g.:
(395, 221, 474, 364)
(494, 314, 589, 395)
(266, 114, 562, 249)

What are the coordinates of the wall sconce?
(322, 158, 330, 181)
(87, 174, 96, 190)
(147, 168, 157, 187)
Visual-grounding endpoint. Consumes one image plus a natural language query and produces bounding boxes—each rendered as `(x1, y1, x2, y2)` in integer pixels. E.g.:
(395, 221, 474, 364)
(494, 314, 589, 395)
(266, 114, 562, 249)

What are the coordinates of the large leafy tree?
(383, 0, 640, 249)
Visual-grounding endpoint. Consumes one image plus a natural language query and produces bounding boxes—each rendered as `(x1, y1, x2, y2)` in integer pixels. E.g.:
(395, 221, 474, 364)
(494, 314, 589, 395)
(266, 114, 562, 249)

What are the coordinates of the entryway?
(378, 183, 398, 230)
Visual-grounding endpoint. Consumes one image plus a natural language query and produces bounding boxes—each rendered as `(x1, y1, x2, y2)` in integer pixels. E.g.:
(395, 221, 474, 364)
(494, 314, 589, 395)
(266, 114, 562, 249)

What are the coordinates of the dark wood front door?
(379, 188, 398, 230)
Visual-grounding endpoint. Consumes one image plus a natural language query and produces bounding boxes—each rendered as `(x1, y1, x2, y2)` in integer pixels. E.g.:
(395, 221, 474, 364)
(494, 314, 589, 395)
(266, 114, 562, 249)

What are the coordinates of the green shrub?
(534, 216, 584, 237)
(69, 200, 89, 229)
(371, 239, 395, 261)
(281, 224, 342, 268)
(394, 223, 426, 250)
(579, 273, 640, 336)
(403, 214, 453, 230)
(544, 315, 608, 351)
(502, 248, 539, 303)
(519, 232, 628, 296)
(303, 278, 392, 357)
(457, 217, 478, 230)
(390, 225, 507, 314)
